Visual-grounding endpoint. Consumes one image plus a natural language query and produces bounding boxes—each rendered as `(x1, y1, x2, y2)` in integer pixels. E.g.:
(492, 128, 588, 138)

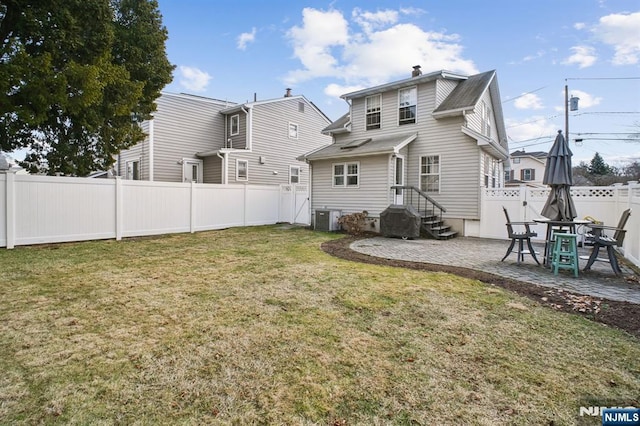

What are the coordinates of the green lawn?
(0, 226, 638, 425)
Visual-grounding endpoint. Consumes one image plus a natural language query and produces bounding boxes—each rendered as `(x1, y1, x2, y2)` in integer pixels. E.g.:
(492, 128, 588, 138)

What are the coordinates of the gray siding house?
(118, 91, 332, 185)
(301, 68, 509, 237)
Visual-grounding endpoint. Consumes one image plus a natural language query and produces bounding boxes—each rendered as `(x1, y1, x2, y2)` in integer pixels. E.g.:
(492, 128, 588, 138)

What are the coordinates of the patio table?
(533, 218, 591, 265)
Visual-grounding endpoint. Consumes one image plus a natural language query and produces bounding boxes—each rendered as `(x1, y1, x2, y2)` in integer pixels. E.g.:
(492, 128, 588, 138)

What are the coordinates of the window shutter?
(531, 169, 536, 180)
(510, 170, 514, 180)
(520, 170, 524, 180)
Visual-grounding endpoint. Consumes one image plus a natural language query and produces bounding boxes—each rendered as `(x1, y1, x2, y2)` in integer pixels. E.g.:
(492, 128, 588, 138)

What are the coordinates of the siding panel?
(311, 155, 392, 217)
(227, 97, 331, 186)
(118, 93, 233, 182)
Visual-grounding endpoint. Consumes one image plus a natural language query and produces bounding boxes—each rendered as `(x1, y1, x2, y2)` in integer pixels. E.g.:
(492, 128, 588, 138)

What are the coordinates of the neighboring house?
(301, 67, 509, 238)
(505, 150, 547, 187)
(117, 91, 332, 185)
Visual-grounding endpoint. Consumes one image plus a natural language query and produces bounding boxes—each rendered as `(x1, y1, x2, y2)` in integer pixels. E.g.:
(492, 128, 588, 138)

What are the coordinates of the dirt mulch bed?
(322, 236, 640, 339)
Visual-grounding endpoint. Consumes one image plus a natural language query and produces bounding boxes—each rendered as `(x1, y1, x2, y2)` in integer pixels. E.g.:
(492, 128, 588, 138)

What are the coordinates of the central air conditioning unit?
(314, 209, 341, 231)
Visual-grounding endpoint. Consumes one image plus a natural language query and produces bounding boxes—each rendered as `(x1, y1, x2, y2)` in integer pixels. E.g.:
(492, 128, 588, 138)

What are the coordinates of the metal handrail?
(390, 185, 447, 213)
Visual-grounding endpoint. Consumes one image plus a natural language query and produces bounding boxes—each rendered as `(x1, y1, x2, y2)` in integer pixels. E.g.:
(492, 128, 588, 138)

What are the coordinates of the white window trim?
(230, 114, 240, 136)
(419, 154, 440, 193)
(236, 159, 248, 181)
(398, 86, 417, 126)
(365, 94, 382, 130)
(288, 122, 299, 139)
(522, 168, 534, 181)
(289, 165, 301, 184)
(332, 161, 360, 188)
(125, 158, 141, 180)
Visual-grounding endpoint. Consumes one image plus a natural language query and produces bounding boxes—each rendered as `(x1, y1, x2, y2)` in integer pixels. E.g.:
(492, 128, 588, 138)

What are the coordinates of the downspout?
(224, 113, 228, 147)
(241, 106, 252, 151)
(217, 151, 228, 185)
(148, 119, 154, 181)
(308, 161, 313, 225)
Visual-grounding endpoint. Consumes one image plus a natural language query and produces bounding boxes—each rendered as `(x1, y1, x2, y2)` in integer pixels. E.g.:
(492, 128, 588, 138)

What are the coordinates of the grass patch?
(0, 226, 638, 424)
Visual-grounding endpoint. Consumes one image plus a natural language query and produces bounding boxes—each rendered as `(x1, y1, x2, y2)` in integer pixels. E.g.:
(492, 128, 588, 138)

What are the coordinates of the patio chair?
(501, 207, 540, 265)
(583, 209, 631, 276)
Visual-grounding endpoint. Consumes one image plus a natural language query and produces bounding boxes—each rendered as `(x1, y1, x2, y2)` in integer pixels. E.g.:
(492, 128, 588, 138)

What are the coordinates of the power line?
(566, 77, 640, 81)
(501, 86, 548, 104)
(574, 111, 640, 116)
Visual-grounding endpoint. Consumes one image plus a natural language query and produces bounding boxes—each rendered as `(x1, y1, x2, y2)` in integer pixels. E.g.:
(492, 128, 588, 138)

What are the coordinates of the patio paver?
(350, 237, 640, 304)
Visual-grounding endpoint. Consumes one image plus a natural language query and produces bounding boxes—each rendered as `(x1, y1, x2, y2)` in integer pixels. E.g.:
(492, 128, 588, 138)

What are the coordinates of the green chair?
(551, 233, 579, 277)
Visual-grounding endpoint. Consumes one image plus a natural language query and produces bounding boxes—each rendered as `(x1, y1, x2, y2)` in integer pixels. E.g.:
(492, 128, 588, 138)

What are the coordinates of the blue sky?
(158, 0, 640, 166)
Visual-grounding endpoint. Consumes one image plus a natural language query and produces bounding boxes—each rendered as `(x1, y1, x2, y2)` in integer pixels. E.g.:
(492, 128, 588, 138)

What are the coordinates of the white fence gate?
(480, 183, 640, 268)
(0, 172, 310, 249)
(279, 184, 310, 225)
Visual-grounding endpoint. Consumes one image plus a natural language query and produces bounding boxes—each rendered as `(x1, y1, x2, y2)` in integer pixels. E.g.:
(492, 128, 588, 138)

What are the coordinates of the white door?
(183, 159, 203, 183)
(394, 155, 404, 204)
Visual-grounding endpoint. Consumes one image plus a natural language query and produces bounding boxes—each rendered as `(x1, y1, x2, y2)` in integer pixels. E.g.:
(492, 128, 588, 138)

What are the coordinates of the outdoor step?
(422, 220, 442, 226)
(437, 231, 457, 239)
(430, 225, 451, 232)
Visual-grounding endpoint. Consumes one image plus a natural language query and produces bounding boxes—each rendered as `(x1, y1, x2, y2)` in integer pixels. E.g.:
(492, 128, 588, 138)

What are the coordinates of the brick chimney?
(412, 65, 422, 77)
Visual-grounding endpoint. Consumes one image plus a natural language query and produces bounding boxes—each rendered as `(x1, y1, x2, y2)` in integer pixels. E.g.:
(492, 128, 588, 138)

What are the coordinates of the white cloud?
(352, 8, 399, 34)
(284, 7, 478, 94)
(286, 8, 349, 81)
(563, 45, 597, 68)
(514, 93, 544, 110)
(237, 27, 257, 50)
(593, 11, 640, 65)
(324, 83, 366, 98)
(573, 22, 586, 30)
(178, 66, 212, 92)
(399, 7, 426, 17)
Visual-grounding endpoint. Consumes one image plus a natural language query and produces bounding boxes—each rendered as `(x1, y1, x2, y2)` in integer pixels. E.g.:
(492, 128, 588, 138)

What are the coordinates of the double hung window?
(398, 87, 417, 125)
(420, 155, 440, 193)
(366, 94, 381, 130)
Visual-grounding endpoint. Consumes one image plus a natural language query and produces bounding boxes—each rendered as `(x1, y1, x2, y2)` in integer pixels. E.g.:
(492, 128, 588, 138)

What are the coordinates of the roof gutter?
(432, 105, 475, 119)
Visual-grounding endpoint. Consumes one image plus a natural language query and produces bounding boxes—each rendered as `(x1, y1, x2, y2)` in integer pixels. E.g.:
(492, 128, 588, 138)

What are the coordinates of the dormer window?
(365, 94, 381, 130)
(398, 87, 417, 125)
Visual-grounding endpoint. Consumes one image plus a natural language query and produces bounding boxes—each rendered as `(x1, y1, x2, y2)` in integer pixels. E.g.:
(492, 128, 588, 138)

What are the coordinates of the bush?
(337, 211, 368, 235)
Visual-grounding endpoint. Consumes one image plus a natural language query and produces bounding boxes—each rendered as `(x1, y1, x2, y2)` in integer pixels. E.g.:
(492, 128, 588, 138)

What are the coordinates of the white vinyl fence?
(0, 171, 309, 249)
(480, 182, 640, 268)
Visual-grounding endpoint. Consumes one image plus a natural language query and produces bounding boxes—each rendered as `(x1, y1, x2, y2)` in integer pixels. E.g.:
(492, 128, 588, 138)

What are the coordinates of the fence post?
(5, 169, 16, 249)
(190, 181, 196, 233)
(519, 185, 528, 221)
(115, 177, 123, 241)
(628, 181, 638, 210)
(243, 184, 248, 226)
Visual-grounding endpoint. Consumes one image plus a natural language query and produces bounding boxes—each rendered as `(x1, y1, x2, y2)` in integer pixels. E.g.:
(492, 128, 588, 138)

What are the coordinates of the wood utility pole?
(565, 83, 569, 142)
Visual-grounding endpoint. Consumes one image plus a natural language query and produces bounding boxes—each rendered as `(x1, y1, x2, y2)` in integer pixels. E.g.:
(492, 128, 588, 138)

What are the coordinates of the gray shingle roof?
(322, 112, 350, 134)
(511, 150, 548, 158)
(303, 133, 417, 161)
(433, 70, 495, 115)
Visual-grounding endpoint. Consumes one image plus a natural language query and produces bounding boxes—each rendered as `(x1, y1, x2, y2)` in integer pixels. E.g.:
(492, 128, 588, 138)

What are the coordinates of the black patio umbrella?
(541, 130, 577, 221)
